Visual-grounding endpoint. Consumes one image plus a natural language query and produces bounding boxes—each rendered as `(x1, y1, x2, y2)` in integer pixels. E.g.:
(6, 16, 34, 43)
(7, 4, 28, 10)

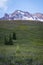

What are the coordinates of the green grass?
(0, 20, 43, 65)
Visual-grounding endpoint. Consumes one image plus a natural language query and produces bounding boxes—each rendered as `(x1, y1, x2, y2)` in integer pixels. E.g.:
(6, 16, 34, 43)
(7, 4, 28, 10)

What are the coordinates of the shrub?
(4, 34, 13, 45)
(25, 58, 33, 65)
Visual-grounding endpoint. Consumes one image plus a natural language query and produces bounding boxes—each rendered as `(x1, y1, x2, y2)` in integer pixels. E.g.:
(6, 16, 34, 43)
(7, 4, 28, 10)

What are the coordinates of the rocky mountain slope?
(0, 10, 43, 22)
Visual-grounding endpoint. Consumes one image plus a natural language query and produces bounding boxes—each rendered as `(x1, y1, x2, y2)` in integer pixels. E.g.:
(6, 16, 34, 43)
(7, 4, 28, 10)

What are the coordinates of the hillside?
(0, 20, 43, 65)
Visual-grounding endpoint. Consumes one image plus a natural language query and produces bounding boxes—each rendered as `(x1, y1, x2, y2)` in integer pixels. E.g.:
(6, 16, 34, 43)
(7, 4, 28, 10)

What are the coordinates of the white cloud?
(0, 0, 8, 11)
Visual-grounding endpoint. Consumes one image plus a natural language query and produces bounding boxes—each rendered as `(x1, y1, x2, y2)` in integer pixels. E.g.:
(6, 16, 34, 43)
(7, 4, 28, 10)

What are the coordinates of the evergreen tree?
(9, 34, 13, 45)
(13, 32, 16, 40)
(4, 36, 8, 45)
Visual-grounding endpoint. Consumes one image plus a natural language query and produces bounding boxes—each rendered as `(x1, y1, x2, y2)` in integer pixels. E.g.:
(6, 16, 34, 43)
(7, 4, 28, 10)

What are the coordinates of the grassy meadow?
(0, 20, 43, 65)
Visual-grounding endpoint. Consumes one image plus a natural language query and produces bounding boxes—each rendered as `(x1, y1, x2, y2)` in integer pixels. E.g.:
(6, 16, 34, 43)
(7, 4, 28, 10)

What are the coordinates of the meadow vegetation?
(0, 20, 43, 65)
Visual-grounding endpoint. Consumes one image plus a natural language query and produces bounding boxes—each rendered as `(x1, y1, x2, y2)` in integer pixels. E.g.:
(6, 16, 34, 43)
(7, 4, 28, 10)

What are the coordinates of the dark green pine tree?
(13, 32, 16, 40)
(9, 34, 13, 45)
(4, 36, 8, 45)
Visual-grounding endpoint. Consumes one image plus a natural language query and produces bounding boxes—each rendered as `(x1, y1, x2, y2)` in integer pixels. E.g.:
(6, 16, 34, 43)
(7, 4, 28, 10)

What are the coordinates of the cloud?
(0, 0, 8, 11)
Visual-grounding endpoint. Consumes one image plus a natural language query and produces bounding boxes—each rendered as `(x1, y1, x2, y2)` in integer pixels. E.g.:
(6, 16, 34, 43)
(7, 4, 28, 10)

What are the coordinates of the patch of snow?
(22, 16, 33, 20)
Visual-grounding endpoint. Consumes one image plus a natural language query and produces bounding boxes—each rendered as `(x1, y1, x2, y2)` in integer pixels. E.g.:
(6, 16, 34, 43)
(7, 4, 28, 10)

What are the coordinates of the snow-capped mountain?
(0, 10, 43, 22)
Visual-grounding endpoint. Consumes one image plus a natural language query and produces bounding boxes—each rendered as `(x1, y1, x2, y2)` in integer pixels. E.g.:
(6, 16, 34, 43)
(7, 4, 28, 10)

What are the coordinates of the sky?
(0, 0, 43, 17)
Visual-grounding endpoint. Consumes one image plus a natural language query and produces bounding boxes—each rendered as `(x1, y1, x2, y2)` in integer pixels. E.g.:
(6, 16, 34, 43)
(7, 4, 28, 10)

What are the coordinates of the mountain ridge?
(0, 10, 43, 22)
